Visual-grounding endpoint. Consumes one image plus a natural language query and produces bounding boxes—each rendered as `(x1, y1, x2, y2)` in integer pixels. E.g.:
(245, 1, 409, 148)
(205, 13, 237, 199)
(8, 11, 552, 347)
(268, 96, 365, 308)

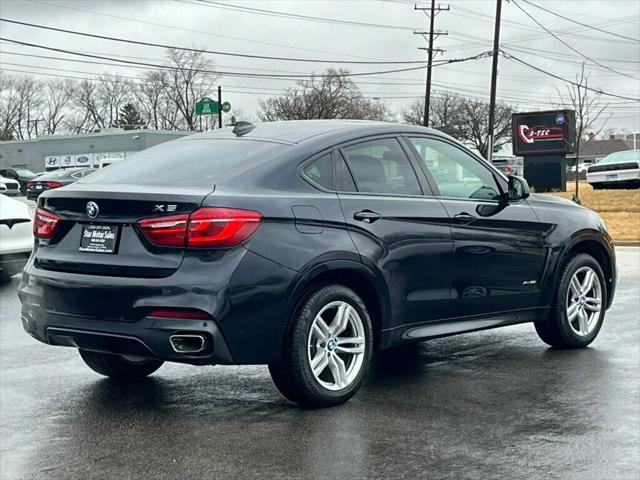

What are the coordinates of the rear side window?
(341, 138, 421, 195)
(81, 139, 289, 187)
(302, 154, 333, 190)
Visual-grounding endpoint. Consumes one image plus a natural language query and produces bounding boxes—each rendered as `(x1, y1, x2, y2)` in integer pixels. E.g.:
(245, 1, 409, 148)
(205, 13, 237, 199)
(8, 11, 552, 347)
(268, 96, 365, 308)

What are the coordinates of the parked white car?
(0, 194, 33, 281)
(0, 176, 22, 196)
(586, 150, 640, 189)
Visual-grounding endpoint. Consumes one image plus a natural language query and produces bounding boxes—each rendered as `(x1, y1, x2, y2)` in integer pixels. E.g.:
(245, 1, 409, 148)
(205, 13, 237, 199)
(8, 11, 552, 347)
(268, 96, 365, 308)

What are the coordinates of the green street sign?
(195, 101, 218, 115)
(195, 100, 232, 115)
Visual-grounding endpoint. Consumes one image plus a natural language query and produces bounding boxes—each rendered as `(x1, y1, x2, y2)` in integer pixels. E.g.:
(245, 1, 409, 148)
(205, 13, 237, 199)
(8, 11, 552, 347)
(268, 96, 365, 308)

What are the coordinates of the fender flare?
(284, 257, 392, 336)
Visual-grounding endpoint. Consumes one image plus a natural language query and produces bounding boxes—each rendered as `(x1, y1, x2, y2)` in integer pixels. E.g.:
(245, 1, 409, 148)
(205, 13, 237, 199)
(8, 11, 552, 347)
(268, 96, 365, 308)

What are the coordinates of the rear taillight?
(26, 181, 33, 188)
(137, 214, 189, 247)
(504, 165, 513, 174)
(33, 207, 60, 238)
(137, 207, 262, 249)
(187, 207, 262, 248)
(46, 181, 63, 188)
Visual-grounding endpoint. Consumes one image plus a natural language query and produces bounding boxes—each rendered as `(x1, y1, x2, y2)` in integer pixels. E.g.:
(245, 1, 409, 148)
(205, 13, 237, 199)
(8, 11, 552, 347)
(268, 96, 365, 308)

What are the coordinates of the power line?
(185, 0, 416, 31)
(0, 17, 427, 65)
(13, 49, 632, 104)
(0, 36, 491, 79)
(501, 51, 640, 102)
(520, 0, 640, 42)
(511, 0, 640, 81)
(5, 44, 637, 104)
(29, 0, 388, 63)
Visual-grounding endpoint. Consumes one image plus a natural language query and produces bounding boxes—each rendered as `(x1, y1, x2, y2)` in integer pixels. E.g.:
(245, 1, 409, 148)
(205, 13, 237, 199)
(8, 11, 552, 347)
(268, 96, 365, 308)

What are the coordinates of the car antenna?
(232, 121, 255, 137)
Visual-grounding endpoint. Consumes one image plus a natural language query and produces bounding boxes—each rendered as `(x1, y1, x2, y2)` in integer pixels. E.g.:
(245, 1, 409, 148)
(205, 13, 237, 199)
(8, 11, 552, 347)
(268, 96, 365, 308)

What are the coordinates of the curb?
(614, 241, 640, 247)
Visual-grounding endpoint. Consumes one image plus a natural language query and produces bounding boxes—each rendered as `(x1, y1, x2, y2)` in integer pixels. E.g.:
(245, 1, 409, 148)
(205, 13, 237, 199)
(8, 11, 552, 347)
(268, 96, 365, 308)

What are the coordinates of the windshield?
(81, 138, 290, 187)
(14, 169, 36, 177)
(597, 150, 640, 165)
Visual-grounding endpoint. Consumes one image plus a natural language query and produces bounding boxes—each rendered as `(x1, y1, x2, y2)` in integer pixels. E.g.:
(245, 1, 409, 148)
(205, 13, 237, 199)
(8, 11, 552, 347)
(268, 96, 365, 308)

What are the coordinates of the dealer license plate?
(79, 224, 119, 254)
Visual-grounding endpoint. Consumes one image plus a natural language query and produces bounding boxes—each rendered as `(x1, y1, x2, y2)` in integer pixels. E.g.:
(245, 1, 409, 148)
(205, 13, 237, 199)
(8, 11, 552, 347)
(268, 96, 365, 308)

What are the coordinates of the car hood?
(527, 193, 578, 208)
(0, 194, 32, 220)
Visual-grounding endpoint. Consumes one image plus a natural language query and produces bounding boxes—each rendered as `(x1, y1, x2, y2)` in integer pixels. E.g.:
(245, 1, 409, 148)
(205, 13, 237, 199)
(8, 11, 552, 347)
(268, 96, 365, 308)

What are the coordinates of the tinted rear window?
(81, 139, 289, 187)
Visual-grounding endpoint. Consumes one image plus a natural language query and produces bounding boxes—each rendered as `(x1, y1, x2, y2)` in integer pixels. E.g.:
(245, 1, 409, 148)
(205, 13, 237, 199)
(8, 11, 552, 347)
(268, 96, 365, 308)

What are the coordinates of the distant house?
(568, 132, 636, 165)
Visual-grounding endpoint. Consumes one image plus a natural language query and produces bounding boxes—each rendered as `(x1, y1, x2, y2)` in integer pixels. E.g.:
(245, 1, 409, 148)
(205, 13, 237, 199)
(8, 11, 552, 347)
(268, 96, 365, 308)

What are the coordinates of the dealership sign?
(44, 152, 126, 168)
(512, 110, 576, 156)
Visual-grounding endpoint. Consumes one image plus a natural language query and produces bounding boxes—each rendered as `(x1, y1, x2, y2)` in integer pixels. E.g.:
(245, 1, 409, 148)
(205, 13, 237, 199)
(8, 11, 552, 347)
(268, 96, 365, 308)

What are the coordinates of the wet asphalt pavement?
(1, 248, 638, 480)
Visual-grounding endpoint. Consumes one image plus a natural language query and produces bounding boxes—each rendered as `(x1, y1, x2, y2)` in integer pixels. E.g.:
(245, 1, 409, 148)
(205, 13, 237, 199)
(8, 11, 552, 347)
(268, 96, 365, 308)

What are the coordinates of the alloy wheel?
(566, 266, 602, 337)
(307, 301, 366, 391)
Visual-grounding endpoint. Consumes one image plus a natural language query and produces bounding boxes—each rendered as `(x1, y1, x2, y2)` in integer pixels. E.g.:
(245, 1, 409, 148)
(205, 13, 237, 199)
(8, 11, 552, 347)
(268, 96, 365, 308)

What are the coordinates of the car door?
(406, 136, 547, 317)
(336, 136, 453, 328)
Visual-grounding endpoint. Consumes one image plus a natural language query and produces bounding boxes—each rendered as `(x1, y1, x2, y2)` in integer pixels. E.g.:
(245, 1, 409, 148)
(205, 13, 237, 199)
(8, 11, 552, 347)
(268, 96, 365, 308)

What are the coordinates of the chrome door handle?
(353, 210, 382, 223)
(453, 213, 476, 223)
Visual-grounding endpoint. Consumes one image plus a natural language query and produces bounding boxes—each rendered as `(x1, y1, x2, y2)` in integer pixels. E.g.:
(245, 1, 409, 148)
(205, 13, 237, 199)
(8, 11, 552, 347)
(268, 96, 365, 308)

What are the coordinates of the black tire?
(79, 350, 163, 379)
(534, 253, 607, 349)
(269, 284, 373, 407)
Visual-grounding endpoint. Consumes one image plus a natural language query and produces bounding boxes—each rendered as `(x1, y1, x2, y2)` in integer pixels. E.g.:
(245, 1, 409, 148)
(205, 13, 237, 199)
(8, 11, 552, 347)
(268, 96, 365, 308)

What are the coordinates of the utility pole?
(414, 1, 449, 127)
(217, 86, 223, 129)
(27, 118, 42, 138)
(487, 0, 502, 161)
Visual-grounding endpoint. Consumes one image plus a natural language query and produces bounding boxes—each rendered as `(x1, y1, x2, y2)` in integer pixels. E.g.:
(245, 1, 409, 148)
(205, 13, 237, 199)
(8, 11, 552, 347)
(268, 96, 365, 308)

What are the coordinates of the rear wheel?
(269, 284, 373, 407)
(535, 253, 606, 348)
(79, 350, 163, 379)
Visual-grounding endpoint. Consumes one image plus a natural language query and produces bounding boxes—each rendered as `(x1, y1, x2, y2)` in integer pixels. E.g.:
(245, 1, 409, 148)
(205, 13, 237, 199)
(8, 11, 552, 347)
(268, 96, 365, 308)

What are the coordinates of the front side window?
(409, 137, 501, 201)
(341, 138, 421, 195)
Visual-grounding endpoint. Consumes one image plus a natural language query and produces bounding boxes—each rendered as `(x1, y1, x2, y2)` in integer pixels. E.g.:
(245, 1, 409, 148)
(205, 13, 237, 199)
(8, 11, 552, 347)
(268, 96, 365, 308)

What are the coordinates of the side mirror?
(508, 175, 530, 201)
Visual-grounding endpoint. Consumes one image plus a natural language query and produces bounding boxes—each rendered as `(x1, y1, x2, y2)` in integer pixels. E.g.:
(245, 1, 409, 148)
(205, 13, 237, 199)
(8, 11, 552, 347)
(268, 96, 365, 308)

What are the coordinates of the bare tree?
(259, 69, 390, 121)
(404, 94, 462, 129)
(135, 71, 180, 130)
(72, 79, 104, 132)
(42, 79, 75, 134)
(557, 63, 609, 201)
(12, 76, 42, 139)
(98, 74, 132, 128)
(0, 73, 20, 140)
(403, 94, 514, 158)
(158, 49, 219, 130)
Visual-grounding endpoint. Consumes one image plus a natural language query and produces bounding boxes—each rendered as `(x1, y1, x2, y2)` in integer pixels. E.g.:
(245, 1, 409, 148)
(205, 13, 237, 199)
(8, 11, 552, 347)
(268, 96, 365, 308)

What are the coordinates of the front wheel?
(79, 350, 164, 379)
(269, 284, 373, 407)
(535, 253, 607, 349)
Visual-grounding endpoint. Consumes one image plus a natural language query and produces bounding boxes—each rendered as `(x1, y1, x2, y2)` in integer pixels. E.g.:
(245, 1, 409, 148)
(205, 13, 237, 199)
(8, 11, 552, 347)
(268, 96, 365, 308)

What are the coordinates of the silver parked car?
(586, 150, 640, 189)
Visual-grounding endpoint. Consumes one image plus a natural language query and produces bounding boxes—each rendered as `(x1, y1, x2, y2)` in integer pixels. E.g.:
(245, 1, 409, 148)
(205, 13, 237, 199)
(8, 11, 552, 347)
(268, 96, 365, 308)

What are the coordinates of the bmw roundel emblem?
(86, 201, 99, 219)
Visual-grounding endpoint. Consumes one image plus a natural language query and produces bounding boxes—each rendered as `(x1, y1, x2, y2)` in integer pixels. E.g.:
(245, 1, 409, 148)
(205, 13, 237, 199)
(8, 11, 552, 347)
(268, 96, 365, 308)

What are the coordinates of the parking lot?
(0, 247, 637, 479)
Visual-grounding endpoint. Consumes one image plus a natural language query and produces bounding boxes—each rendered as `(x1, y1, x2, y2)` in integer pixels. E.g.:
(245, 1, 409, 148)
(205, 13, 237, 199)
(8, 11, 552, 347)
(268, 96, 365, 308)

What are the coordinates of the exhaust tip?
(170, 334, 206, 354)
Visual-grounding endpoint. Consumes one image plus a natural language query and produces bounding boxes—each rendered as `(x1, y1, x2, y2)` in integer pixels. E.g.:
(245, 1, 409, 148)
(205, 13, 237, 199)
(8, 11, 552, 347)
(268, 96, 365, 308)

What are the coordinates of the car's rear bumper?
(20, 303, 234, 365)
(587, 169, 640, 186)
(18, 248, 298, 364)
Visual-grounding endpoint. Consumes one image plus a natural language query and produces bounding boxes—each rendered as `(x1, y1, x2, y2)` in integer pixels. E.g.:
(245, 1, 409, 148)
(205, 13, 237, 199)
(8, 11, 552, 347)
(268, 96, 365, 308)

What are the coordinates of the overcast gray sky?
(1, 0, 638, 132)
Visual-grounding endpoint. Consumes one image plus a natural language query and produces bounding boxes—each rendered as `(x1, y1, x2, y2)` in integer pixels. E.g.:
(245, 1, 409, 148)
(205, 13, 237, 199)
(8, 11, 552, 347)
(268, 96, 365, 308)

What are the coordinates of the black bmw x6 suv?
(19, 120, 616, 407)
